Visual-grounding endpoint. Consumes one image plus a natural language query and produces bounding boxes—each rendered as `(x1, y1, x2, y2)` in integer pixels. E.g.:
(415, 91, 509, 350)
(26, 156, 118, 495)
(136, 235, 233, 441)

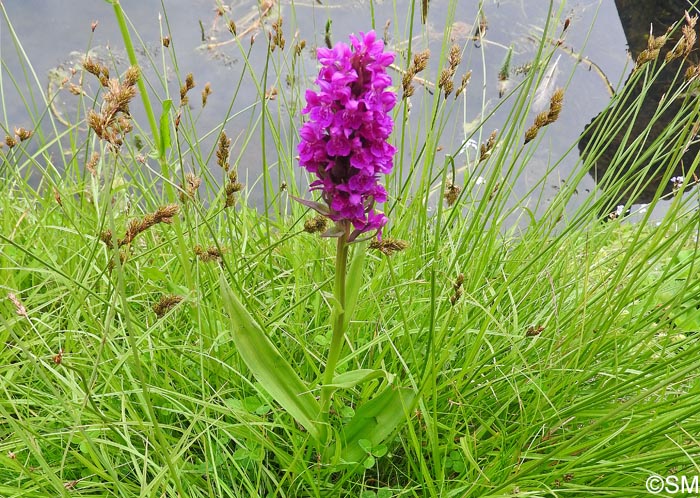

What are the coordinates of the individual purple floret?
(297, 30, 397, 240)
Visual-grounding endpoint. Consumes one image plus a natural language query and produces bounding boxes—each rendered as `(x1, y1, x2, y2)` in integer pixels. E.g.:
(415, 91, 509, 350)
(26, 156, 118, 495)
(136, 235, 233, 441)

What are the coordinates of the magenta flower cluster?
(298, 31, 397, 238)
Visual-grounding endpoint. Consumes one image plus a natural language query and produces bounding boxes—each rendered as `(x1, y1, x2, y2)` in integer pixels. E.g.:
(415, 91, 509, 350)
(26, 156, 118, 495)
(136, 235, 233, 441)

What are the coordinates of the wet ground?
(1, 0, 634, 214)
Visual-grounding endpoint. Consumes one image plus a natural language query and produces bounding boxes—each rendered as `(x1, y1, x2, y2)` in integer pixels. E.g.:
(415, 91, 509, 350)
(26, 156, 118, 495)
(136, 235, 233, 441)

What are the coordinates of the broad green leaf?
(220, 275, 323, 441)
(338, 386, 415, 464)
(327, 369, 393, 389)
(157, 99, 172, 159)
(344, 244, 366, 328)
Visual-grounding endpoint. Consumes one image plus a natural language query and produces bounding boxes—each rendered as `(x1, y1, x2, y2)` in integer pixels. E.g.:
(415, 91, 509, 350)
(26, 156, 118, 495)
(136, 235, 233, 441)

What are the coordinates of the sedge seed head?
(369, 237, 408, 256)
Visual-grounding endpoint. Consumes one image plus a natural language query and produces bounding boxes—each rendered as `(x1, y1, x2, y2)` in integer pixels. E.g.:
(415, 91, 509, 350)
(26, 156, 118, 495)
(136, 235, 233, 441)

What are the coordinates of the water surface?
(1, 0, 631, 215)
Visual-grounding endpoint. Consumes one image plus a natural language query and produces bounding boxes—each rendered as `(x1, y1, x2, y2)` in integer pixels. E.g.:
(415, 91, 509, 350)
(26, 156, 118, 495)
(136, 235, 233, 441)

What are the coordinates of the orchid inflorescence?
(297, 30, 397, 241)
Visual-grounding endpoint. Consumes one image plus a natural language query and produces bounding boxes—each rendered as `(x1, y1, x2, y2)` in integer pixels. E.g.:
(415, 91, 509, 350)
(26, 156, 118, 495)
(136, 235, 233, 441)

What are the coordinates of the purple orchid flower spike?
(297, 30, 397, 241)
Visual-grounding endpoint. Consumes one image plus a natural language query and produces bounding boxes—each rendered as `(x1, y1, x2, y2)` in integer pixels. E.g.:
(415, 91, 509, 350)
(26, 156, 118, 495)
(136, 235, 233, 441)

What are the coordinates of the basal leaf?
(220, 275, 324, 441)
(328, 369, 393, 390)
(337, 386, 415, 464)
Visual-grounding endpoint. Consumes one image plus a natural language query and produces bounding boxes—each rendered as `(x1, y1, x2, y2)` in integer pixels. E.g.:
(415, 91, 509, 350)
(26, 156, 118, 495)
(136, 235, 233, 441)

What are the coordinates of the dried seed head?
(162, 35, 171, 47)
(455, 70, 472, 98)
(524, 124, 539, 144)
(271, 17, 285, 51)
(666, 15, 697, 63)
(383, 19, 391, 44)
(123, 66, 140, 87)
(665, 39, 686, 62)
(448, 44, 462, 70)
(8, 293, 27, 317)
(53, 188, 62, 207)
(228, 20, 237, 36)
(69, 83, 83, 95)
(91, 20, 99, 32)
(444, 182, 461, 206)
(87, 72, 138, 147)
(179, 173, 202, 202)
(304, 215, 329, 234)
(369, 237, 409, 256)
(154, 204, 179, 223)
(450, 288, 463, 306)
(526, 325, 544, 337)
(217, 131, 231, 171)
(294, 39, 306, 56)
(179, 73, 195, 106)
(534, 111, 550, 128)
(84, 58, 110, 87)
(648, 30, 668, 50)
(265, 86, 278, 100)
(118, 204, 180, 246)
(413, 49, 430, 73)
(479, 129, 498, 161)
(53, 348, 64, 365)
(438, 68, 454, 98)
(202, 82, 212, 107)
(14, 127, 33, 141)
(402, 68, 416, 99)
(486, 129, 497, 149)
(153, 295, 183, 318)
(547, 88, 564, 123)
(5, 135, 17, 148)
(86, 152, 99, 176)
(100, 230, 114, 249)
(116, 115, 133, 134)
(224, 169, 244, 208)
(83, 58, 101, 77)
(635, 28, 668, 68)
(194, 244, 224, 262)
(682, 23, 696, 56)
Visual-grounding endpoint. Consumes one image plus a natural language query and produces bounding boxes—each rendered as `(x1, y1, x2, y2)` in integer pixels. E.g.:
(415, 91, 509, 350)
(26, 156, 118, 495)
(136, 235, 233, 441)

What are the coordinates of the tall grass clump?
(1, 1, 700, 496)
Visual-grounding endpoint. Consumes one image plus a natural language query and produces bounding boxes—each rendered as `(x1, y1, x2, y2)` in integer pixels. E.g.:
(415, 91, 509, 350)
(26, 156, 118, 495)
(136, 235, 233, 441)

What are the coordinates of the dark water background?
(0, 0, 637, 216)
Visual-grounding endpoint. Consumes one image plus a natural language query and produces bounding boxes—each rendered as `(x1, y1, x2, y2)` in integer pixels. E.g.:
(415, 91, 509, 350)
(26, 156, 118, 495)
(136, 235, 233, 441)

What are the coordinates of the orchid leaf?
(220, 275, 324, 441)
(336, 386, 415, 464)
(327, 369, 393, 389)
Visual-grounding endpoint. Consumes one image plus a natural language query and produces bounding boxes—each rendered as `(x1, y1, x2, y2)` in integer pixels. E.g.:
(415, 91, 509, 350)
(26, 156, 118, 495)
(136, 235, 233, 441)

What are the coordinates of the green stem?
(110, 1, 159, 155)
(320, 231, 349, 429)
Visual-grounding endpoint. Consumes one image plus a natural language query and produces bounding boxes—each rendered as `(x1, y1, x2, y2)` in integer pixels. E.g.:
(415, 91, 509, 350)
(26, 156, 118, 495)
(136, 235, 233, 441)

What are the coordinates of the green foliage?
(2, 0, 700, 497)
(221, 275, 324, 441)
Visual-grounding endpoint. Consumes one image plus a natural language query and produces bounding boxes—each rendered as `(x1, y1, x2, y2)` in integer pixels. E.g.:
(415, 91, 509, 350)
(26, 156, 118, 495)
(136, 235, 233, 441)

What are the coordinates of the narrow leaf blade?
(158, 99, 172, 158)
